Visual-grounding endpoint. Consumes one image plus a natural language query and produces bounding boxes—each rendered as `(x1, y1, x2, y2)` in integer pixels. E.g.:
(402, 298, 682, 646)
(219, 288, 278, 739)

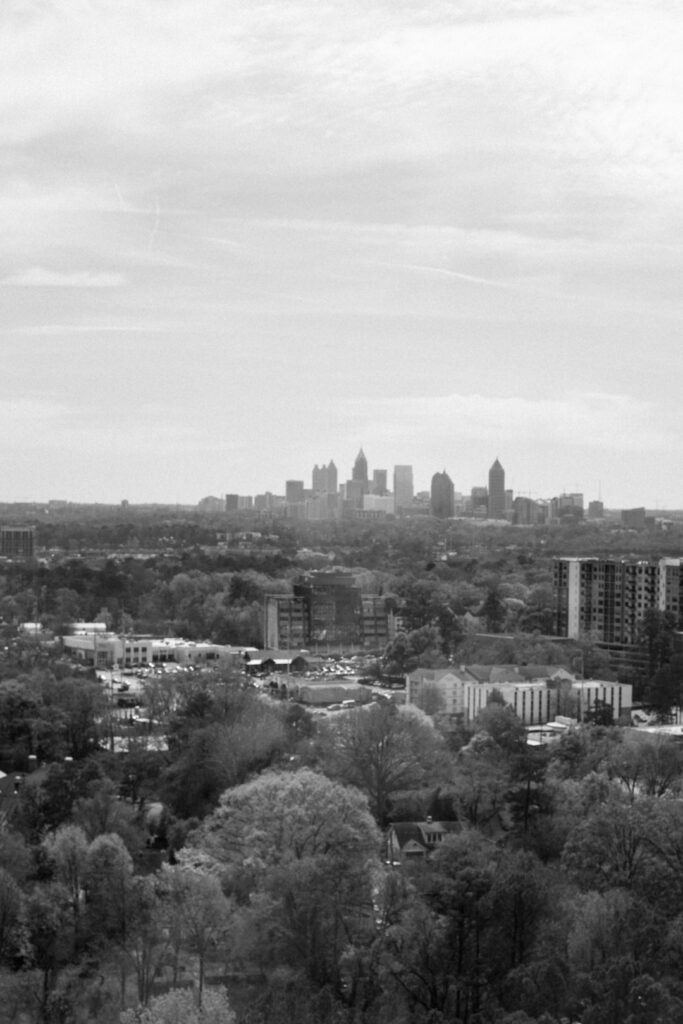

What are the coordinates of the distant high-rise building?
(552, 493, 584, 522)
(488, 459, 505, 519)
(285, 480, 305, 504)
(470, 486, 488, 518)
(621, 507, 647, 530)
(344, 479, 365, 509)
(431, 471, 454, 519)
(312, 460, 338, 495)
(513, 496, 546, 526)
(197, 496, 224, 513)
(352, 448, 369, 487)
(588, 500, 604, 519)
(225, 494, 239, 512)
(372, 469, 388, 495)
(393, 465, 414, 510)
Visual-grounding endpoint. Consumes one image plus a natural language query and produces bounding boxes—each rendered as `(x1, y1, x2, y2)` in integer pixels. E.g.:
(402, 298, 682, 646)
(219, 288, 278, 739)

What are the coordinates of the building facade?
(312, 460, 338, 495)
(0, 527, 35, 558)
(554, 557, 683, 645)
(352, 448, 369, 488)
(265, 571, 393, 652)
(393, 465, 414, 511)
(406, 664, 632, 727)
(264, 595, 308, 650)
(430, 470, 454, 518)
(372, 469, 388, 495)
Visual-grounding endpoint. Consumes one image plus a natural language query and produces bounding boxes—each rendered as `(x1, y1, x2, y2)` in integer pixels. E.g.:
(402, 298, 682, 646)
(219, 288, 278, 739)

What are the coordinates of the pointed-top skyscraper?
(352, 448, 368, 486)
(488, 458, 505, 519)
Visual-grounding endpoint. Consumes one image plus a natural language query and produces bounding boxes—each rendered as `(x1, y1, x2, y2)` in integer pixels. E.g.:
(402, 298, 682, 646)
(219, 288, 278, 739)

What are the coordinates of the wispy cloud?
(353, 391, 681, 455)
(2, 267, 125, 288)
(13, 323, 165, 336)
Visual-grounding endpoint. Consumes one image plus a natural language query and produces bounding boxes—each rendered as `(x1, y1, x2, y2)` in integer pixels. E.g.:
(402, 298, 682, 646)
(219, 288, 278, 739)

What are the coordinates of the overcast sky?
(2, 0, 682, 507)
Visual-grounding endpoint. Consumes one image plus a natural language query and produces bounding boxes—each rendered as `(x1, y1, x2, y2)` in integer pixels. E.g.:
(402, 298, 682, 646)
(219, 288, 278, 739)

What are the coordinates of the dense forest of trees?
(2, 652, 683, 1022)
(0, 510, 682, 1020)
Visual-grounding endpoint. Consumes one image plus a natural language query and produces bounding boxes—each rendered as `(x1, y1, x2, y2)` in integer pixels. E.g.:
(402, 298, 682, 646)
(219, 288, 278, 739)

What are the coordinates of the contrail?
(369, 259, 506, 288)
(405, 262, 506, 288)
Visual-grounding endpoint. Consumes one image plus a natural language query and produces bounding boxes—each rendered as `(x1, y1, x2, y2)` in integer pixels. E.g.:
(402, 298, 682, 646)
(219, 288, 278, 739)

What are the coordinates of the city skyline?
(2, 2, 683, 507)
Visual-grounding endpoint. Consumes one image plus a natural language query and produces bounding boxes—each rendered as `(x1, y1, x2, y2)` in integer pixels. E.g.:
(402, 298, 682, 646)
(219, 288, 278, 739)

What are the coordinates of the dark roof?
(408, 667, 467, 683)
(466, 664, 560, 684)
(388, 820, 459, 850)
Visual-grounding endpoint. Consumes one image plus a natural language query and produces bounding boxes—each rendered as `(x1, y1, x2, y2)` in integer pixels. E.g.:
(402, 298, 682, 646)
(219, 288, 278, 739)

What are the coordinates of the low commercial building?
(62, 628, 243, 670)
(406, 663, 632, 726)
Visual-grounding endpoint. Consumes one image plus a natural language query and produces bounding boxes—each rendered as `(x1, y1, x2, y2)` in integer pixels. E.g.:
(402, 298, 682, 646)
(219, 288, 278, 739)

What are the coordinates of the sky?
(2, 0, 682, 508)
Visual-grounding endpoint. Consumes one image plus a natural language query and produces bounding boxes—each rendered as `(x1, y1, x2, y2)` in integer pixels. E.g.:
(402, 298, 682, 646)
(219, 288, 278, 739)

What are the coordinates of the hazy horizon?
(2, 1, 682, 507)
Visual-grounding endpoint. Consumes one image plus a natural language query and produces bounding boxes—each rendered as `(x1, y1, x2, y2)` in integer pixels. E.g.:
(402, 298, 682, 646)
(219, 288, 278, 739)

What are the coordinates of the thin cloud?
(2, 267, 125, 288)
(354, 391, 680, 455)
(13, 324, 165, 336)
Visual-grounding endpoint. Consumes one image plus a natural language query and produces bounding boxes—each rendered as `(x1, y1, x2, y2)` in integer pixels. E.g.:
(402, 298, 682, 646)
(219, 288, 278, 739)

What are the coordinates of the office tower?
(312, 460, 337, 495)
(312, 464, 325, 493)
(621, 508, 647, 530)
(264, 595, 308, 649)
(513, 496, 545, 526)
(294, 569, 363, 648)
(588, 500, 605, 519)
(393, 465, 414, 511)
(344, 479, 365, 509)
(488, 458, 505, 519)
(552, 493, 584, 523)
(430, 470, 454, 518)
(470, 486, 488, 518)
(0, 527, 35, 558)
(352, 448, 368, 487)
(372, 469, 388, 495)
(225, 494, 239, 512)
(285, 480, 305, 504)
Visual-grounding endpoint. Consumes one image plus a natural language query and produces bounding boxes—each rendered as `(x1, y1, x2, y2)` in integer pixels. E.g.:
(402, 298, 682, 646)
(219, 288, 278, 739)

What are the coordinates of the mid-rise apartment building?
(0, 526, 35, 558)
(264, 595, 308, 650)
(554, 557, 683, 645)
